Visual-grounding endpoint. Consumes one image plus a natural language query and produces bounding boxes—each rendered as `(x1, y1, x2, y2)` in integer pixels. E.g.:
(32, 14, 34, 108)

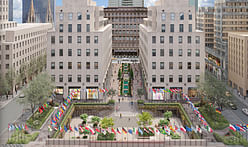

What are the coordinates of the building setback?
(228, 32, 248, 97)
(47, 0, 112, 100)
(104, 7, 147, 56)
(108, 0, 144, 7)
(139, 0, 205, 100)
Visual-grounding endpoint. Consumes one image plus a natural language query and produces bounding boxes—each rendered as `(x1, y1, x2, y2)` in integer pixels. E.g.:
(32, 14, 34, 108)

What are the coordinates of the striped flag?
(117, 128, 121, 134)
(180, 126, 186, 133)
(111, 128, 116, 135)
(95, 128, 101, 134)
(143, 127, 149, 133)
(138, 128, 143, 135)
(149, 127, 154, 134)
(69, 125, 73, 132)
(122, 128, 127, 134)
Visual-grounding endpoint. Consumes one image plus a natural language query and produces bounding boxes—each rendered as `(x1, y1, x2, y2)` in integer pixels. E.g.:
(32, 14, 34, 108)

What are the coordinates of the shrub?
(108, 99, 115, 105)
(97, 133, 115, 140)
(80, 113, 88, 122)
(137, 100, 144, 104)
(170, 131, 181, 139)
(213, 132, 223, 142)
(7, 131, 39, 144)
(158, 119, 169, 126)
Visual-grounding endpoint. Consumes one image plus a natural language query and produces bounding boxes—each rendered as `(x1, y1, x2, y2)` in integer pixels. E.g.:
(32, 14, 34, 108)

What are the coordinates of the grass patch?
(7, 131, 39, 144)
(97, 133, 115, 140)
(198, 104, 229, 130)
(26, 106, 54, 129)
(214, 131, 248, 146)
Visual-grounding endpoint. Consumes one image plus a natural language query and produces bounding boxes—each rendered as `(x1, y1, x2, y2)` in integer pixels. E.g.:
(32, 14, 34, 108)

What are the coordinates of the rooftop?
(4, 23, 52, 31)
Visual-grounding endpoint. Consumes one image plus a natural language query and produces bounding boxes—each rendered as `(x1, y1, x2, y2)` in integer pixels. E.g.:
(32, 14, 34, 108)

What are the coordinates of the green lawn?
(214, 130, 248, 146)
(7, 131, 39, 144)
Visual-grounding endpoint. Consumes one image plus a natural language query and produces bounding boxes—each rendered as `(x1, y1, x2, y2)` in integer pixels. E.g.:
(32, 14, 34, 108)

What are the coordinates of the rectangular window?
(86, 62, 90, 69)
(51, 49, 55, 57)
(59, 24, 63, 32)
(170, 24, 174, 32)
(77, 24, 81, 32)
(68, 62, 72, 69)
(160, 36, 164, 44)
(68, 49, 72, 56)
(77, 75, 81, 82)
(77, 36, 81, 43)
(68, 75, 72, 82)
(86, 24, 90, 32)
(77, 62, 81, 69)
(160, 75, 164, 83)
(160, 62, 164, 69)
(180, 12, 184, 20)
(51, 36, 55, 44)
(94, 49, 98, 56)
(161, 12, 166, 21)
(68, 24, 72, 32)
(77, 49, 81, 56)
(179, 24, 184, 32)
(68, 36, 72, 43)
(187, 75, 192, 83)
(59, 62, 63, 69)
(152, 49, 156, 56)
(169, 36, 173, 43)
(169, 75, 173, 83)
(196, 36, 200, 44)
(152, 36, 156, 44)
(187, 62, 191, 69)
(169, 49, 173, 56)
(169, 62, 173, 69)
(196, 75, 200, 82)
(196, 49, 200, 57)
(152, 75, 156, 83)
(86, 36, 90, 43)
(51, 62, 55, 69)
(160, 49, 164, 56)
(187, 36, 192, 44)
(161, 24, 165, 32)
(59, 13, 63, 21)
(187, 49, 192, 56)
(94, 36, 98, 44)
(170, 13, 175, 20)
(179, 75, 183, 83)
(68, 13, 73, 20)
(196, 62, 200, 69)
(152, 62, 156, 69)
(189, 24, 192, 32)
(178, 36, 183, 44)
(94, 62, 98, 69)
(59, 36, 63, 43)
(178, 49, 183, 57)
(86, 14, 90, 20)
(189, 14, 192, 20)
(94, 75, 98, 82)
(86, 75, 90, 82)
(59, 75, 63, 82)
(179, 62, 182, 69)
(59, 49, 63, 56)
(86, 49, 90, 56)
(77, 12, 82, 20)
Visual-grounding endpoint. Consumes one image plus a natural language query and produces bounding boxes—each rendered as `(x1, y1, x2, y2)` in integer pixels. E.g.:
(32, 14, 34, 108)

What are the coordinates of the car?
(242, 108, 248, 115)
(19, 93, 25, 98)
(227, 101, 237, 110)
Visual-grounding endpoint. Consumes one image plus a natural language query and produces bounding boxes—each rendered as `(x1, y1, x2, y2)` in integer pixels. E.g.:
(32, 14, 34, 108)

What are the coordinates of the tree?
(107, 89, 116, 100)
(80, 113, 88, 123)
(118, 68, 122, 80)
(130, 68, 134, 80)
(91, 116, 101, 124)
(164, 111, 172, 120)
(137, 89, 145, 99)
(0, 74, 9, 97)
(100, 117, 114, 129)
(18, 72, 55, 114)
(137, 112, 153, 126)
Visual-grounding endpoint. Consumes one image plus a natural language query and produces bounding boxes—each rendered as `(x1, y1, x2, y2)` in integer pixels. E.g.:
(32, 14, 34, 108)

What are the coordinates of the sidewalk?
(226, 86, 248, 107)
(0, 87, 24, 110)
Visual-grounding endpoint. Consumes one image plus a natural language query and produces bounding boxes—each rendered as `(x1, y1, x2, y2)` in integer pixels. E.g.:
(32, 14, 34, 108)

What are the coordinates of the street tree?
(18, 72, 55, 114)
(0, 74, 8, 97)
(137, 88, 145, 99)
(118, 68, 122, 80)
(137, 112, 153, 126)
(107, 89, 116, 100)
(100, 117, 114, 129)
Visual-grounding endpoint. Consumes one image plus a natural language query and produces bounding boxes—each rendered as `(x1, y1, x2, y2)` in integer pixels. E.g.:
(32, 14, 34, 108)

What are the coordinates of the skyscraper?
(22, 0, 55, 23)
(108, 0, 144, 7)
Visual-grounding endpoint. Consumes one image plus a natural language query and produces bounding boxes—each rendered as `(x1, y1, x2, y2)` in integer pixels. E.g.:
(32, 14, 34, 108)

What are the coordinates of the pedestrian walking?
(128, 118, 130, 121)
(120, 113, 122, 118)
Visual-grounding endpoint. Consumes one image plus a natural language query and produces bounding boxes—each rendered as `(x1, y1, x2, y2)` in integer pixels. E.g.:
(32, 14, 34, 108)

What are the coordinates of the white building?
(139, 0, 205, 100)
(47, 0, 112, 100)
(108, 0, 144, 7)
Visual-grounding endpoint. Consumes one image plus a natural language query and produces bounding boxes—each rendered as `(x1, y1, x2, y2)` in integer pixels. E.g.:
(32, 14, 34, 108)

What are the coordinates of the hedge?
(7, 131, 39, 144)
(97, 133, 115, 140)
(213, 131, 248, 146)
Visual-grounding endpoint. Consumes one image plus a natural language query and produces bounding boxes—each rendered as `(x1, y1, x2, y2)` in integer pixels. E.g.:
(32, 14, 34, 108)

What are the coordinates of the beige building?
(108, 0, 144, 7)
(47, 0, 112, 100)
(139, 0, 205, 100)
(228, 32, 248, 97)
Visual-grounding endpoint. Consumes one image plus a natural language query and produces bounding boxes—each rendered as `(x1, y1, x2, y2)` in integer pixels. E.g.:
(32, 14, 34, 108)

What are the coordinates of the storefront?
(68, 87, 81, 100)
(86, 87, 99, 100)
(54, 87, 64, 95)
(152, 87, 165, 100)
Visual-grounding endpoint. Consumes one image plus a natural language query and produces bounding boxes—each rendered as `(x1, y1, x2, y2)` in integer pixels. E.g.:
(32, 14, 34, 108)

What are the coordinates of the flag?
(155, 128, 160, 135)
(18, 125, 22, 130)
(69, 125, 73, 132)
(206, 126, 213, 133)
(149, 127, 154, 134)
(59, 126, 63, 132)
(174, 125, 179, 132)
(48, 125, 53, 132)
(128, 129, 133, 134)
(133, 128, 136, 135)
(95, 128, 101, 134)
(122, 128, 127, 134)
(111, 128, 116, 135)
(38, 107, 43, 114)
(74, 126, 78, 132)
(8, 124, 11, 131)
(236, 124, 245, 132)
(43, 103, 47, 108)
(180, 126, 186, 133)
(138, 128, 143, 135)
(185, 126, 192, 132)
(143, 127, 149, 134)
(216, 109, 221, 114)
(196, 125, 202, 133)
(22, 124, 25, 130)
(233, 124, 241, 131)
(41, 106, 45, 110)
(89, 127, 95, 135)
(117, 128, 121, 134)
(54, 127, 58, 131)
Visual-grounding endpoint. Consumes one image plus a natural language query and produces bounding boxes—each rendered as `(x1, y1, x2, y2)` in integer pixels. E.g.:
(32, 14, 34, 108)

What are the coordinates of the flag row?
(8, 124, 28, 132)
(38, 102, 49, 114)
(229, 124, 248, 132)
(149, 88, 181, 94)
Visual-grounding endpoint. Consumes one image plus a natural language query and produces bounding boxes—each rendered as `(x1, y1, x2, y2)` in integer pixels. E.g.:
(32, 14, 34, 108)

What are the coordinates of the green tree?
(118, 68, 122, 80)
(18, 72, 55, 114)
(80, 113, 88, 122)
(130, 68, 133, 80)
(91, 116, 101, 124)
(0, 74, 9, 97)
(107, 89, 116, 100)
(164, 111, 172, 119)
(137, 112, 153, 126)
(137, 88, 145, 99)
(100, 117, 114, 129)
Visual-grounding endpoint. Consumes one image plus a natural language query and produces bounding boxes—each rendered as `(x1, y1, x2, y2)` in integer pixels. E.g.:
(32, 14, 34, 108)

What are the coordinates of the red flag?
(38, 107, 43, 114)
(43, 104, 47, 108)
(25, 124, 28, 130)
(69, 125, 73, 132)
(111, 128, 116, 135)
(41, 106, 45, 110)
(95, 128, 101, 134)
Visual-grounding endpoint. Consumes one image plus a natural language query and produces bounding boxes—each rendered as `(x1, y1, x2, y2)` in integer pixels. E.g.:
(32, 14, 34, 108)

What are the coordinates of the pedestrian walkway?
(226, 86, 248, 107)
(0, 87, 23, 110)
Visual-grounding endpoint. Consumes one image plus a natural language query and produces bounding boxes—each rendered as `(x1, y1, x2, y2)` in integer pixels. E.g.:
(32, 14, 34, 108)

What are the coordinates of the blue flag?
(128, 129, 133, 134)
(64, 126, 68, 132)
(138, 128, 143, 135)
(233, 125, 240, 131)
(74, 126, 78, 132)
(18, 125, 22, 130)
(185, 126, 192, 132)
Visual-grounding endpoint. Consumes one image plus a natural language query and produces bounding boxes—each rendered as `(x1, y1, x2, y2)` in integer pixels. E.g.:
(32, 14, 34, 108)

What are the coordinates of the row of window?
(161, 24, 192, 33)
(59, 24, 91, 33)
(160, 12, 192, 21)
(152, 48, 200, 57)
(151, 75, 200, 83)
(51, 48, 98, 57)
(151, 62, 200, 70)
(51, 62, 99, 70)
(51, 36, 98, 44)
(59, 12, 90, 21)
(152, 35, 200, 44)
(52, 74, 98, 83)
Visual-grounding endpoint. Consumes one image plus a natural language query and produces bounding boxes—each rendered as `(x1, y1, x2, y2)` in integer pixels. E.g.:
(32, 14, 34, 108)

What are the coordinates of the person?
(118, 98, 120, 103)
(120, 113, 122, 118)
(128, 118, 130, 121)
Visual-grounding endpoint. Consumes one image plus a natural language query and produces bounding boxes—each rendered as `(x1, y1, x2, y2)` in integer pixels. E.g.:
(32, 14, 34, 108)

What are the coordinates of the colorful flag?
(95, 128, 101, 134)
(236, 124, 245, 132)
(54, 126, 58, 131)
(122, 128, 127, 134)
(138, 128, 143, 135)
(143, 128, 149, 133)
(69, 125, 73, 132)
(128, 129, 133, 134)
(41, 106, 45, 110)
(8, 124, 11, 131)
(48, 125, 53, 132)
(89, 127, 95, 135)
(180, 126, 186, 133)
(39, 107, 43, 114)
(216, 109, 221, 114)
(59, 126, 63, 132)
(149, 127, 154, 134)
(117, 128, 121, 134)
(18, 125, 22, 130)
(111, 128, 116, 135)
(74, 126, 78, 132)
(155, 128, 160, 135)
(185, 126, 192, 132)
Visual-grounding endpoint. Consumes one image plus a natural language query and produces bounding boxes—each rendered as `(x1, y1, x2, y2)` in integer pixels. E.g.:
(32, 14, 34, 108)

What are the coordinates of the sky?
(13, 0, 215, 23)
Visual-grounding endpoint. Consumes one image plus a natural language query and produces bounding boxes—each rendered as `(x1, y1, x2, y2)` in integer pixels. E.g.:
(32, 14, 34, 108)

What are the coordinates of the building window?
(189, 13, 192, 20)
(178, 36, 183, 44)
(187, 49, 191, 56)
(169, 49, 173, 56)
(68, 75, 72, 82)
(169, 62, 173, 69)
(94, 49, 98, 56)
(94, 75, 98, 82)
(51, 49, 55, 57)
(68, 36, 72, 43)
(196, 75, 200, 82)
(187, 75, 192, 83)
(169, 36, 173, 43)
(77, 62, 81, 69)
(59, 75, 63, 82)
(86, 62, 90, 69)
(77, 49, 81, 56)
(196, 36, 200, 44)
(86, 49, 90, 56)
(152, 49, 156, 56)
(94, 62, 98, 69)
(196, 62, 200, 69)
(179, 24, 184, 32)
(59, 62, 63, 69)
(59, 13, 63, 21)
(152, 62, 156, 69)
(170, 24, 174, 32)
(68, 49, 72, 56)
(86, 14, 90, 20)
(59, 36, 63, 43)
(51, 75, 55, 82)
(161, 24, 165, 32)
(160, 62, 164, 69)
(196, 49, 200, 57)
(160, 36, 164, 44)
(179, 12, 184, 20)
(179, 62, 182, 69)
(161, 12, 166, 21)
(179, 75, 182, 83)
(178, 49, 183, 57)
(59, 49, 63, 56)
(187, 62, 191, 69)
(77, 12, 82, 20)
(160, 49, 164, 56)
(77, 36, 81, 43)
(68, 13, 73, 20)
(5, 64, 9, 69)
(77, 75, 81, 82)
(169, 75, 173, 83)
(68, 62, 72, 69)
(77, 24, 81, 32)
(86, 75, 90, 82)
(51, 36, 55, 44)
(86, 36, 90, 43)
(59, 24, 63, 32)
(189, 24, 192, 32)
(187, 36, 191, 44)
(170, 13, 175, 20)
(160, 75, 164, 83)
(68, 24, 72, 32)
(86, 24, 90, 32)
(94, 36, 98, 44)
(152, 75, 156, 83)
(51, 62, 55, 69)
(152, 36, 156, 44)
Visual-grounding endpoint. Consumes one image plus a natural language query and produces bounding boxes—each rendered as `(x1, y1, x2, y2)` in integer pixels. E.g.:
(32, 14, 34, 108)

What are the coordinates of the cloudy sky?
(13, 0, 215, 23)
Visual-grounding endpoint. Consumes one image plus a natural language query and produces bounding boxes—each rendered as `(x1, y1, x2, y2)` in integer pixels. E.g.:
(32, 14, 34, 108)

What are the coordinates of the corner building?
(47, 0, 112, 100)
(139, 0, 205, 100)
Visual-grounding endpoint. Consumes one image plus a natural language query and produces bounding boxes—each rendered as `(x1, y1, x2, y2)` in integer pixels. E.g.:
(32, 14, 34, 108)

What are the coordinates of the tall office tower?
(47, 0, 112, 100)
(213, 0, 248, 80)
(139, 0, 204, 100)
(0, 0, 52, 93)
(228, 32, 248, 97)
(104, 7, 147, 57)
(8, 0, 13, 21)
(108, 0, 144, 7)
(22, 0, 55, 23)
